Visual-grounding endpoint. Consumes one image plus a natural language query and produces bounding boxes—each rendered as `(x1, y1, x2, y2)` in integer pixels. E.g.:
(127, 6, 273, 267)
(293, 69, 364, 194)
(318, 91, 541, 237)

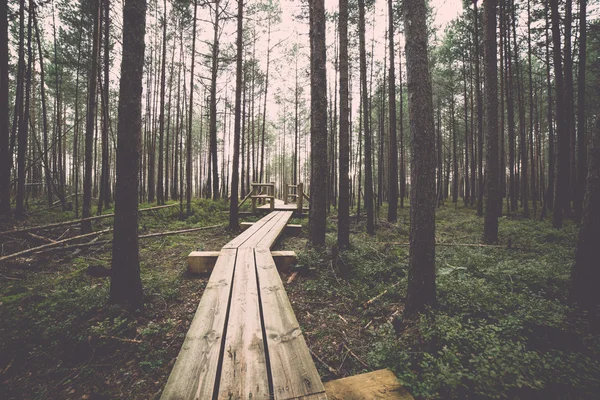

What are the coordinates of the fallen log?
(32, 224, 224, 255)
(0, 229, 112, 263)
(0, 204, 178, 237)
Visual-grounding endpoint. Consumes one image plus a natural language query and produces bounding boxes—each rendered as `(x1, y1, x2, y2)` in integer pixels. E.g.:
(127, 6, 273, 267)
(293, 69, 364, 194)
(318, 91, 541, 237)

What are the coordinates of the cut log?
(271, 250, 297, 272)
(324, 369, 414, 400)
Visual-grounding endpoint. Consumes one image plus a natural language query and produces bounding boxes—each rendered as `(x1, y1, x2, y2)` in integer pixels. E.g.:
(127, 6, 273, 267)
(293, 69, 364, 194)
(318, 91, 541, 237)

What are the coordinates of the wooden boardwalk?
(258, 198, 309, 211)
(161, 211, 326, 400)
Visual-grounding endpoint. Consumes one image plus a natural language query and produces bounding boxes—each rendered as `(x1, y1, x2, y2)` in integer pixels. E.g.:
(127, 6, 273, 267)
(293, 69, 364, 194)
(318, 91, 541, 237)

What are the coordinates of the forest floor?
(0, 199, 599, 399)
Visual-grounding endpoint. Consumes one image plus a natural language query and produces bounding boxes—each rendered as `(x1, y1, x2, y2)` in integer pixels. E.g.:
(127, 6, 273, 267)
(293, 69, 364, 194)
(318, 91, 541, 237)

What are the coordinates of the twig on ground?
(308, 347, 340, 377)
(363, 282, 401, 309)
(343, 343, 371, 370)
(99, 336, 142, 344)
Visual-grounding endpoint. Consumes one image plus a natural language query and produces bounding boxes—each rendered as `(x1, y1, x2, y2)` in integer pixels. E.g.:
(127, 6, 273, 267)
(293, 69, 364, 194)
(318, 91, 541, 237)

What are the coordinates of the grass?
(1, 198, 598, 399)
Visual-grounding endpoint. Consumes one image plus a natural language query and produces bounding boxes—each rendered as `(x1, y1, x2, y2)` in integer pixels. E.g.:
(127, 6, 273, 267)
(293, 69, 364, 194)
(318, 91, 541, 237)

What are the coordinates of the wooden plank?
(254, 211, 293, 249)
(187, 251, 221, 274)
(240, 222, 301, 235)
(223, 211, 280, 249)
(324, 369, 413, 400)
(254, 248, 326, 400)
(217, 247, 270, 399)
(161, 248, 238, 400)
(239, 211, 288, 249)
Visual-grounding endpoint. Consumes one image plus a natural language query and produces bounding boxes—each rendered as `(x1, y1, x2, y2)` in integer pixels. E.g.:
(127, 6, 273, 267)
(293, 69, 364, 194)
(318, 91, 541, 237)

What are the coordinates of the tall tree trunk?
(110, 0, 146, 309)
(358, 0, 374, 235)
(528, 0, 536, 217)
(156, 0, 167, 205)
(260, 17, 272, 184)
(338, 0, 350, 250)
(575, 0, 587, 219)
(570, 115, 599, 325)
(551, 0, 569, 228)
(474, 0, 484, 216)
(0, 0, 9, 217)
(186, 0, 197, 213)
(14, 0, 26, 217)
(308, 0, 328, 247)
(82, 0, 101, 232)
(98, 0, 111, 214)
(399, 46, 406, 208)
(209, 0, 220, 200)
(229, 0, 243, 230)
(483, 0, 499, 243)
(387, 0, 398, 222)
(564, 0, 576, 210)
(544, 4, 555, 214)
(403, 0, 437, 317)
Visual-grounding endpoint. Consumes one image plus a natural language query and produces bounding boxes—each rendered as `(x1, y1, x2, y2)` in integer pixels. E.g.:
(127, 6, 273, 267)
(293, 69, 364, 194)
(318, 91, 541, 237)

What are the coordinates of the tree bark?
(308, 0, 328, 247)
(229, 0, 243, 230)
(358, 0, 374, 235)
(186, 1, 197, 213)
(338, 0, 350, 250)
(403, 0, 437, 316)
(0, 0, 11, 217)
(82, 0, 101, 232)
(483, 0, 499, 244)
(156, 0, 167, 205)
(110, 0, 147, 309)
(209, 0, 220, 200)
(575, 0, 587, 220)
(387, 0, 398, 222)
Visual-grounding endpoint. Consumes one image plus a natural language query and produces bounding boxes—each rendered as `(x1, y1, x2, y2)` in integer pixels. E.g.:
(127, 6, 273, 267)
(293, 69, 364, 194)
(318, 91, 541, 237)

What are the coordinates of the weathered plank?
(271, 250, 297, 272)
(324, 369, 413, 400)
(161, 248, 238, 400)
(252, 211, 293, 249)
(217, 247, 270, 399)
(223, 211, 280, 249)
(239, 211, 289, 249)
(255, 248, 326, 400)
(240, 221, 301, 235)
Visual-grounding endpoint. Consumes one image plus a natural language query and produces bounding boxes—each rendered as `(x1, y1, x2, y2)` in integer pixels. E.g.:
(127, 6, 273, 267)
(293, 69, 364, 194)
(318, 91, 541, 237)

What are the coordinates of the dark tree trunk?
(308, 0, 328, 247)
(98, 0, 111, 214)
(0, 0, 11, 217)
(338, 0, 350, 250)
(387, 0, 398, 222)
(403, 0, 437, 317)
(82, 0, 101, 232)
(544, 5, 555, 214)
(474, 0, 484, 217)
(358, 0, 374, 235)
(551, 0, 569, 229)
(564, 0, 576, 210)
(229, 0, 243, 230)
(209, 0, 220, 200)
(570, 115, 600, 320)
(110, 0, 146, 309)
(575, 0, 587, 220)
(483, 0, 499, 244)
(186, 1, 197, 213)
(15, 0, 27, 217)
(157, 0, 167, 205)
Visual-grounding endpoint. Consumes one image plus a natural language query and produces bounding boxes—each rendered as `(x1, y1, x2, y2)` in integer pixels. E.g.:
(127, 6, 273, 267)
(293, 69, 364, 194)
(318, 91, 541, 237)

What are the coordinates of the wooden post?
(270, 182, 275, 211)
(284, 183, 288, 204)
(297, 182, 303, 212)
(251, 183, 257, 214)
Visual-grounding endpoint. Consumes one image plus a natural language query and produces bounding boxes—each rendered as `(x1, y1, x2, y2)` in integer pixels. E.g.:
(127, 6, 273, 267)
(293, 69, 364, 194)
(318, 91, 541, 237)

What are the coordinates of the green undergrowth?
(0, 199, 232, 398)
(297, 204, 599, 400)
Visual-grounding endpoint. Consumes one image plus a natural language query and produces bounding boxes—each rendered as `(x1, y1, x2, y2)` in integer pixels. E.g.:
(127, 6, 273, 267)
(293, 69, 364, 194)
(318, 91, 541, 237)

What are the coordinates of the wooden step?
(240, 221, 301, 235)
(324, 369, 413, 400)
(188, 249, 297, 274)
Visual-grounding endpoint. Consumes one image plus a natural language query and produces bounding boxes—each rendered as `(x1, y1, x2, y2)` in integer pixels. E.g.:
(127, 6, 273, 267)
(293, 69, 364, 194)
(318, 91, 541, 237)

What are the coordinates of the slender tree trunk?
(308, 0, 328, 247)
(544, 5, 555, 214)
(0, 0, 10, 217)
(186, 0, 197, 213)
(338, 0, 350, 250)
(387, 0, 398, 222)
(156, 0, 167, 205)
(359, 0, 374, 235)
(82, 0, 101, 232)
(403, 0, 437, 317)
(565, 0, 576, 210)
(209, 0, 220, 200)
(15, 0, 27, 217)
(551, 0, 569, 228)
(483, 0, 499, 243)
(229, 0, 243, 230)
(474, 0, 484, 216)
(575, 0, 587, 220)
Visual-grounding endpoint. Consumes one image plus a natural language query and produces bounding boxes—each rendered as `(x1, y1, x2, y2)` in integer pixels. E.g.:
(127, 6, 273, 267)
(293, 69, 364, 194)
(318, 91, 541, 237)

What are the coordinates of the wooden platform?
(258, 198, 309, 211)
(162, 211, 326, 399)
